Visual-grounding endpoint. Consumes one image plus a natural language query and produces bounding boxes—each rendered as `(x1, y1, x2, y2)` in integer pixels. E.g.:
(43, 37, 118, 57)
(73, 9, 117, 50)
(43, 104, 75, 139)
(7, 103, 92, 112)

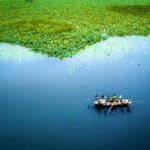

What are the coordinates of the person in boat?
(101, 94, 104, 99)
(95, 95, 99, 100)
(111, 95, 117, 102)
(107, 96, 110, 101)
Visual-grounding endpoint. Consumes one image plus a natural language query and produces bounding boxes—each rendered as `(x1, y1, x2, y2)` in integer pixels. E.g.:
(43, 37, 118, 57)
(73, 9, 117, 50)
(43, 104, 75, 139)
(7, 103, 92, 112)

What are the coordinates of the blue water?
(0, 36, 150, 150)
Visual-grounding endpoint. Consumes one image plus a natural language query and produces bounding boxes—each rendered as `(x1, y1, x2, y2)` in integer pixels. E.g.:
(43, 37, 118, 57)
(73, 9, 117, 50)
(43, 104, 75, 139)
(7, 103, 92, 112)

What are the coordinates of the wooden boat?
(94, 98, 132, 107)
(93, 96, 132, 112)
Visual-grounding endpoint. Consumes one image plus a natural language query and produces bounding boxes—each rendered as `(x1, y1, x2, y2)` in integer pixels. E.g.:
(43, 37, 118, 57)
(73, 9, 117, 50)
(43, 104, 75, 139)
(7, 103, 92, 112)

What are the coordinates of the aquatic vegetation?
(0, 0, 150, 58)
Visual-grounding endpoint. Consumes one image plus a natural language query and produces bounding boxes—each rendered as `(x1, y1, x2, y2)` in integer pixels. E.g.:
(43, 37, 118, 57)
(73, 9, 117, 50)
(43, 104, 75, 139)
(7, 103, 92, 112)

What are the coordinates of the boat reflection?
(94, 105, 131, 115)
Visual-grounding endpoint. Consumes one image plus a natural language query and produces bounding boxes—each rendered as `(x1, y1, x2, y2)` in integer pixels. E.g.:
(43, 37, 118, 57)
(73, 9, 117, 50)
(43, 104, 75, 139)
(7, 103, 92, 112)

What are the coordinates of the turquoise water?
(0, 35, 150, 150)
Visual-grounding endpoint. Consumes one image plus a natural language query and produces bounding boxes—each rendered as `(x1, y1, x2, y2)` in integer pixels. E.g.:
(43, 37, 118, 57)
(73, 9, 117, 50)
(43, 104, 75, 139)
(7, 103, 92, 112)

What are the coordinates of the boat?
(93, 96, 132, 112)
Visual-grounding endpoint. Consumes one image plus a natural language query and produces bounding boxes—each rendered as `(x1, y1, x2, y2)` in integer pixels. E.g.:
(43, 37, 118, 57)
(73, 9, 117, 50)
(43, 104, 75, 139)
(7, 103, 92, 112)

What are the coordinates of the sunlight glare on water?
(66, 35, 150, 73)
(0, 43, 45, 63)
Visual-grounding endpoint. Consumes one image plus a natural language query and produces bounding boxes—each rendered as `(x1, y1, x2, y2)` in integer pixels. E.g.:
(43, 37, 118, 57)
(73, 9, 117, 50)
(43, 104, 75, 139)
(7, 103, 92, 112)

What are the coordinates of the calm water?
(0, 35, 150, 150)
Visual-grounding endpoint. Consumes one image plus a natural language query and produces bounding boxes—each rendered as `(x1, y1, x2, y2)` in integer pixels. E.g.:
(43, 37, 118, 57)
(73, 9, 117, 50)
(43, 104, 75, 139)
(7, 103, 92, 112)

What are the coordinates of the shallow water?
(0, 35, 150, 150)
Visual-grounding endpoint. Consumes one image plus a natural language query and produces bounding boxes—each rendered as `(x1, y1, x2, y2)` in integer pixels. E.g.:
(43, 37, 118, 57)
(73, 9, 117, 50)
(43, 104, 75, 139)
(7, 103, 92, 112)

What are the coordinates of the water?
(0, 35, 150, 150)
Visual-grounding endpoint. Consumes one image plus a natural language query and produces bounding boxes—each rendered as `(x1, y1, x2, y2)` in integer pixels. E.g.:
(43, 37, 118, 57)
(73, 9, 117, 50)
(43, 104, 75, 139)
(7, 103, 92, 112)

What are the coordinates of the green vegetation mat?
(0, 0, 150, 58)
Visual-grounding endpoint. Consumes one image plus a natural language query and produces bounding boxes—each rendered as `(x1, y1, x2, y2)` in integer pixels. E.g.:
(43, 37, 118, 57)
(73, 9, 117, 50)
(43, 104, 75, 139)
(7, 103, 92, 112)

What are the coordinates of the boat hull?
(95, 103, 129, 109)
(94, 99, 132, 109)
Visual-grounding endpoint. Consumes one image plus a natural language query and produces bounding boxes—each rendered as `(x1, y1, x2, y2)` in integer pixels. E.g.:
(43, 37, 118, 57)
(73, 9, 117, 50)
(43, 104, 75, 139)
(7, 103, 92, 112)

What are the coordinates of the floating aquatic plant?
(0, 0, 150, 58)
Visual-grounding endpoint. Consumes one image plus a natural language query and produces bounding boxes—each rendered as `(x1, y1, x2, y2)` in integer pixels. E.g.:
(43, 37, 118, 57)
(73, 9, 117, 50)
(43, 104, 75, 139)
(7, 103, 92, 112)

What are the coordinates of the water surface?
(0, 35, 150, 150)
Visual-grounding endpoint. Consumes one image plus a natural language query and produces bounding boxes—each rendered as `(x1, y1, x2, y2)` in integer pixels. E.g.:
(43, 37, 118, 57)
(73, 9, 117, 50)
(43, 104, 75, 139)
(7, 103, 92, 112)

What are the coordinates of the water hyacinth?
(0, 0, 150, 58)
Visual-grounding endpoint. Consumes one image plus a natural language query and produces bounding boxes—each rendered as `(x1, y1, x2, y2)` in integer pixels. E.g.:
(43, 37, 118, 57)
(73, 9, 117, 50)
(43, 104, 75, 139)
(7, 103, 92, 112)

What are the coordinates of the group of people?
(95, 94, 121, 102)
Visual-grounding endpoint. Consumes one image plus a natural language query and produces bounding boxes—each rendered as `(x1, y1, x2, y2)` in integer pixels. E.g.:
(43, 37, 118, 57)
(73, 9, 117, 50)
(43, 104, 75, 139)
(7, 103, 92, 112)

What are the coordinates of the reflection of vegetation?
(0, 0, 150, 58)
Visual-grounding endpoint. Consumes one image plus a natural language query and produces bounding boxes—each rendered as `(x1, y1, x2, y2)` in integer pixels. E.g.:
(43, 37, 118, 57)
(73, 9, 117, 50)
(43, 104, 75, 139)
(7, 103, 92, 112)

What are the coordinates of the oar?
(108, 103, 114, 113)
